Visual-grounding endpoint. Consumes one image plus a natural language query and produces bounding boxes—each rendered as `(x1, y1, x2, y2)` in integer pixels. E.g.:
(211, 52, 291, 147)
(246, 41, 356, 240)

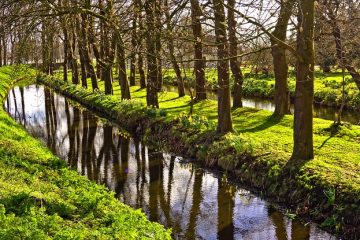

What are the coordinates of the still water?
(164, 85, 360, 125)
(5, 85, 336, 240)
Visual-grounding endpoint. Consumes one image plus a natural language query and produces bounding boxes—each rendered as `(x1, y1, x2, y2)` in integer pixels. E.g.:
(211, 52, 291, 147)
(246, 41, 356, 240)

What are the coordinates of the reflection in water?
(5, 85, 336, 240)
(164, 85, 360, 125)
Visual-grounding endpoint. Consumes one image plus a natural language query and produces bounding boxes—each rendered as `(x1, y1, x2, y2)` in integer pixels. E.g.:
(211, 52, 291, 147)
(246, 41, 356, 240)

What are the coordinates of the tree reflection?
(217, 178, 235, 240)
(268, 206, 288, 240)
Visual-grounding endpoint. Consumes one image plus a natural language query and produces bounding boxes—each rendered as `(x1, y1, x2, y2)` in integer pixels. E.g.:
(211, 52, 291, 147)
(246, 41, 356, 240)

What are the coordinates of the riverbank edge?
(0, 67, 172, 239)
(38, 75, 359, 239)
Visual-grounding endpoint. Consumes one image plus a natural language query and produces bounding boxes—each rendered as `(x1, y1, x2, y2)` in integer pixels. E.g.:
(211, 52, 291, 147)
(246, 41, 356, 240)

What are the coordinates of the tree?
(213, 0, 233, 133)
(270, 0, 293, 116)
(320, 0, 360, 90)
(164, 0, 185, 97)
(116, 32, 131, 100)
(190, 0, 206, 100)
(145, 0, 159, 107)
(135, 0, 147, 89)
(129, 0, 137, 87)
(227, 0, 243, 108)
(291, 0, 315, 161)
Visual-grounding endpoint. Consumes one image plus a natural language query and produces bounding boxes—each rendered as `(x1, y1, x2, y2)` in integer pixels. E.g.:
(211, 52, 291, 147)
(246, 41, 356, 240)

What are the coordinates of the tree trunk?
(70, 19, 79, 84)
(129, 7, 137, 87)
(101, 0, 116, 95)
(116, 34, 131, 100)
(227, 0, 243, 108)
(136, 0, 147, 89)
(213, 0, 233, 133)
(0, 36, 2, 68)
(2, 37, 7, 66)
(80, 4, 98, 90)
(165, 0, 185, 97)
(270, 0, 293, 116)
(75, 13, 87, 88)
(190, 0, 206, 100)
(62, 26, 68, 82)
(291, 0, 315, 161)
(155, 0, 163, 91)
(145, 0, 159, 107)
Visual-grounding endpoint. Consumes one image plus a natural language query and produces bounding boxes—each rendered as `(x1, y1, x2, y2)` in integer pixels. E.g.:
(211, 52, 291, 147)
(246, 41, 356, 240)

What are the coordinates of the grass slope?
(42, 73, 360, 239)
(0, 66, 172, 239)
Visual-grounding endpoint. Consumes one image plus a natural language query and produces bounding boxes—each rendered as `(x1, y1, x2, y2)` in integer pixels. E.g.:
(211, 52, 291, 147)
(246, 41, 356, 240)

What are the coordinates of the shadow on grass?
(160, 96, 183, 103)
(238, 114, 283, 133)
(134, 87, 145, 92)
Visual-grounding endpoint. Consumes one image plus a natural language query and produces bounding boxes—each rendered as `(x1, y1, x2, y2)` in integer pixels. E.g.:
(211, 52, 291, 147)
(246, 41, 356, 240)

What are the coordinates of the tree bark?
(116, 34, 131, 100)
(213, 0, 233, 133)
(271, 0, 293, 116)
(62, 26, 68, 82)
(0, 36, 2, 68)
(292, 0, 315, 161)
(2, 36, 7, 66)
(136, 0, 147, 89)
(155, 0, 163, 90)
(190, 0, 206, 100)
(227, 0, 243, 108)
(145, 0, 159, 107)
(129, 3, 137, 87)
(80, 3, 98, 90)
(101, 0, 116, 95)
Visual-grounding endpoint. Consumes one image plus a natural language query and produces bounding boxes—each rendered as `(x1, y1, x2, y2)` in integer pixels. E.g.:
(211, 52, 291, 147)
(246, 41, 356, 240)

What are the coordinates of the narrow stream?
(164, 85, 360, 125)
(5, 85, 336, 240)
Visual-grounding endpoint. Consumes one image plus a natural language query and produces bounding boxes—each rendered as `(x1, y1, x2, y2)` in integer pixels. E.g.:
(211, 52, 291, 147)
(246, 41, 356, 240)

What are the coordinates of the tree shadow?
(160, 96, 182, 103)
(238, 114, 283, 133)
(317, 123, 340, 150)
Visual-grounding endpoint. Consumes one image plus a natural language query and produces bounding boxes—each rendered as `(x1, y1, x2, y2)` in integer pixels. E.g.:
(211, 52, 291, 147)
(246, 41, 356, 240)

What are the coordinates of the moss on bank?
(39, 73, 360, 239)
(0, 66, 172, 239)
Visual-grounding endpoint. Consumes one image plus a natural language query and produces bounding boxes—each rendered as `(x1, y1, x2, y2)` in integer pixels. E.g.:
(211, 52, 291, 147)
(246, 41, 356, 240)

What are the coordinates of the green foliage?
(324, 188, 336, 206)
(145, 108, 157, 117)
(177, 112, 214, 130)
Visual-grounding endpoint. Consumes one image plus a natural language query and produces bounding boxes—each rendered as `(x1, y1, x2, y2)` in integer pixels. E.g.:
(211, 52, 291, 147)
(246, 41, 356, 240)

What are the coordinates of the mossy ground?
(0, 66, 172, 239)
(47, 70, 360, 238)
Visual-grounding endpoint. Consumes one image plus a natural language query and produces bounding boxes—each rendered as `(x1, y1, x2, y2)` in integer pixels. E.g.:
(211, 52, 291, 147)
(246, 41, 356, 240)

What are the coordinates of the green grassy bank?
(0, 66, 172, 239)
(161, 68, 360, 110)
(39, 73, 360, 239)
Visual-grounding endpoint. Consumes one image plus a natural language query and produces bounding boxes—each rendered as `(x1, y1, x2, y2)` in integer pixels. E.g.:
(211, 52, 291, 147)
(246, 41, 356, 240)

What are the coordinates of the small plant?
(159, 109, 167, 117)
(324, 187, 336, 205)
(284, 210, 297, 220)
(145, 108, 157, 117)
(177, 112, 214, 130)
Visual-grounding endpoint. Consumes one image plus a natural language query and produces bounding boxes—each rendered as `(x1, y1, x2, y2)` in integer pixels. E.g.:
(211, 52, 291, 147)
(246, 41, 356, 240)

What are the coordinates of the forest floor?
(0, 66, 172, 239)
(43, 71, 360, 239)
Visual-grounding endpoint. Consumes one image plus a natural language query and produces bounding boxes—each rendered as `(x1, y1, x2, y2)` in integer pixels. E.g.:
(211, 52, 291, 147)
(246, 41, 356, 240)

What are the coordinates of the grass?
(159, 67, 360, 110)
(46, 70, 360, 238)
(0, 66, 172, 239)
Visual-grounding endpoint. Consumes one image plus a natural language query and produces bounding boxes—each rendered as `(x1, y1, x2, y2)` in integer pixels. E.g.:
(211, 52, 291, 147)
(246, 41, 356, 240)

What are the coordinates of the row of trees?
(0, 0, 359, 161)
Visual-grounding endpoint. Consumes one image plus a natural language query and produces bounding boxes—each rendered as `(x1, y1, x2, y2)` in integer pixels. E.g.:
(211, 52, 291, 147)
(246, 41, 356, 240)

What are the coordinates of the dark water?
(5, 85, 336, 240)
(164, 86, 360, 125)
